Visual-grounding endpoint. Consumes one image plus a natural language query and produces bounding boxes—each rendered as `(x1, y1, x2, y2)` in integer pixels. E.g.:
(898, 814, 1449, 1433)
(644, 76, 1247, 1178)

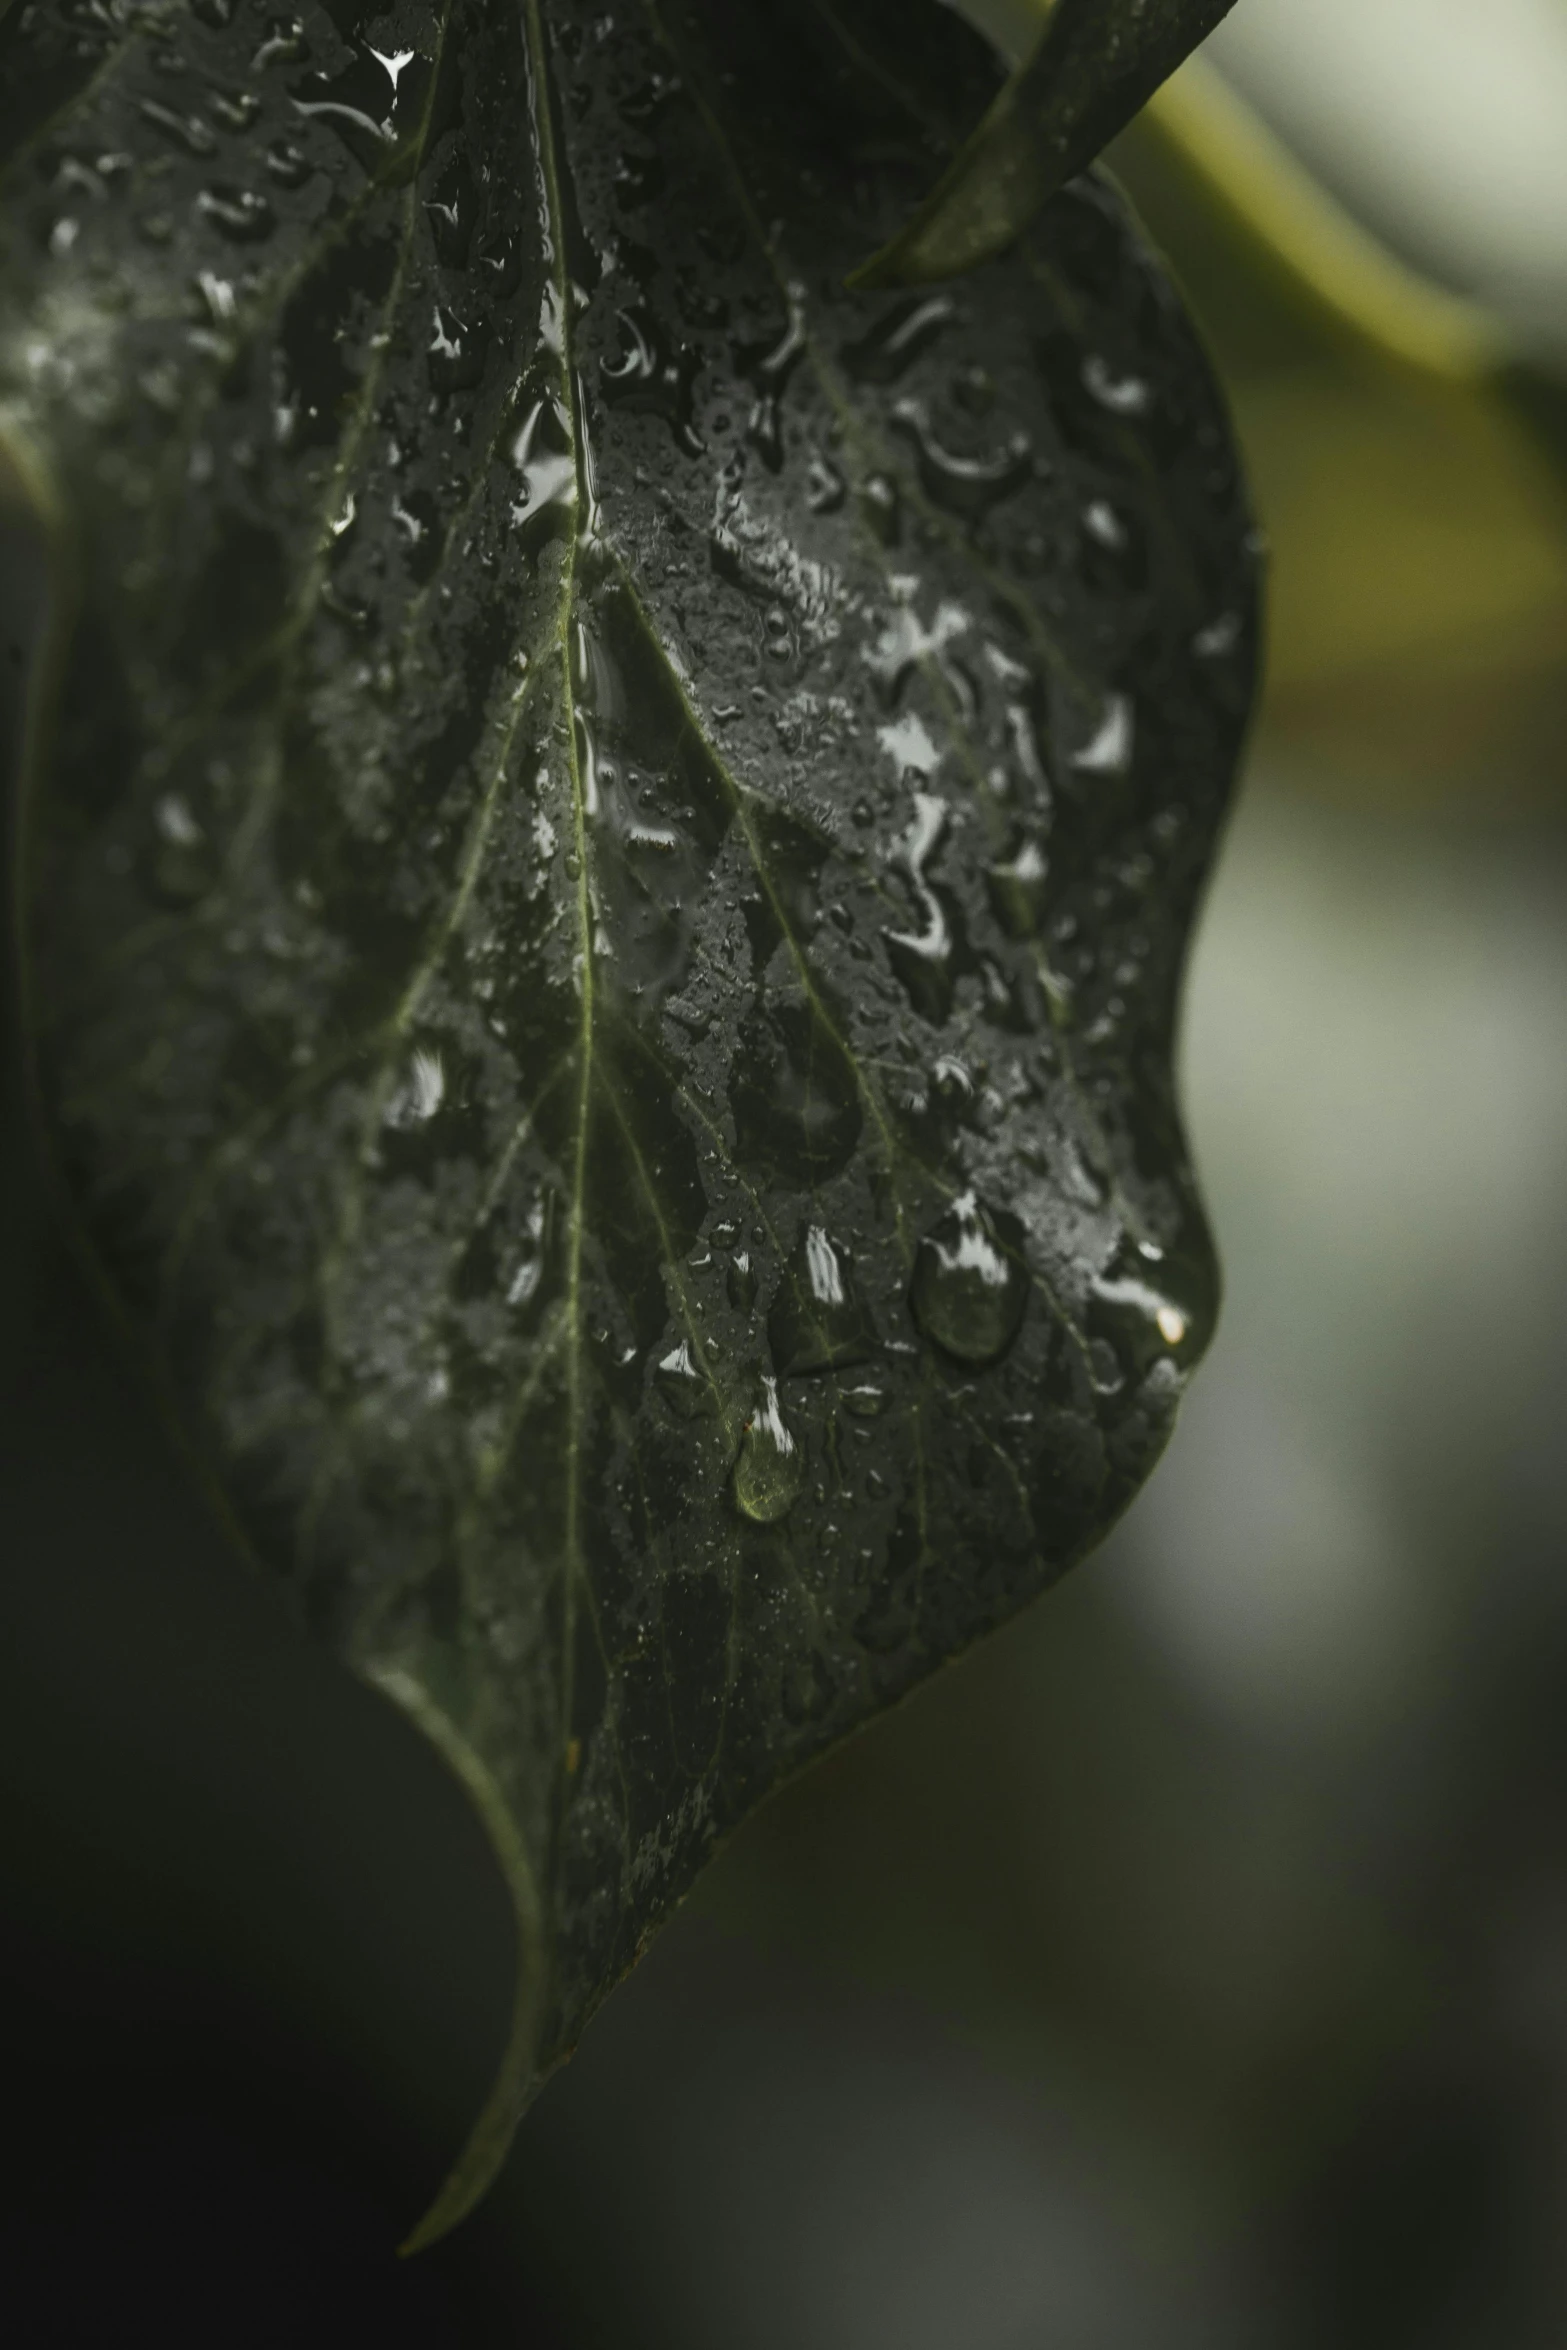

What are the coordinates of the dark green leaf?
(852, 0, 1241, 288)
(1, 0, 1257, 2241)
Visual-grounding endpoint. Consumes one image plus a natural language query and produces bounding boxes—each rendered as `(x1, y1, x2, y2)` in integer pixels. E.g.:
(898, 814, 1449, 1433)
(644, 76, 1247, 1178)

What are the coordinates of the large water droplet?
(769, 1224, 877, 1376)
(1087, 1236, 1216, 1385)
(910, 1191, 1028, 1366)
(656, 1337, 716, 1419)
(734, 1376, 805, 1523)
(573, 580, 732, 1018)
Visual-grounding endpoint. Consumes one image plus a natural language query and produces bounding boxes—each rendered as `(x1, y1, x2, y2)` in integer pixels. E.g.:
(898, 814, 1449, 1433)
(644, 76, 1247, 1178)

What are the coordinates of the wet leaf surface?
(0, 0, 1257, 2238)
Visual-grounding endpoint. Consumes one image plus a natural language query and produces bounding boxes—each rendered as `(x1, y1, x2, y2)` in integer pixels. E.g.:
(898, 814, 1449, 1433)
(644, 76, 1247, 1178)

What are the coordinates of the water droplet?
(769, 1224, 877, 1376)
(291, 39, 430, 166)
(424, 154, 475, 268)
(477, 226, 521, 298)
(196, 186, 276, 243)
(842, 293, 956, 386)
(986, 833, 1049, 938)
(876, 710, 942, 779)
(428, 301, 486, 393)
(841, 1384, 888, 1418)
(1082, 354, 1150, 417)
(864, 587, 972, 707)
(910, 1191, 1028, 1366)
(469, 1193, 550, 1311)
(1087, 1237, 1215, 1383)
(762, 605, 794, 665)
(1070, 693, 1134, 778)
(733, 291, 805, 471)
(614, 147, 666, 209)
(142, 791, 216, 907)
(254, 15, 308, 70)
(734, 1376, 805, 1523)
(139, 100, 217, 158)
(861, 473, 901, 545)
(656, 1337, 716, 1419)
(385, 1045, 445, 1129)
(266, 138, 311, 187)
(619, 67, 685, 127)
(952, 364, 995, 415)
(806, 453, 846, 514)
(1079, 498, 1146, 592)
(601, 303, 703, 456)
(210, 89, 263, 131)
(727, 1251, 758, 1313)
(889, 398, 1032, 520)
(1193, 610, 1243, 660)
(883, 791, 963, 1024)
(510, 394, 577, 533)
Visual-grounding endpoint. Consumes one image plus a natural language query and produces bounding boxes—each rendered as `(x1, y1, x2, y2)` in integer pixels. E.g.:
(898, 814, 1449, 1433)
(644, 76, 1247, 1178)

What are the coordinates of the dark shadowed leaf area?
(0, 0, 1257, 2242)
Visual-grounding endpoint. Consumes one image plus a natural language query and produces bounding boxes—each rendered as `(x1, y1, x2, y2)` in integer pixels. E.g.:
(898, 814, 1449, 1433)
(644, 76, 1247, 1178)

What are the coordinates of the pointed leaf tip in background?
(852, 0, 1242, 289)
(1, 0, 1257, 2238)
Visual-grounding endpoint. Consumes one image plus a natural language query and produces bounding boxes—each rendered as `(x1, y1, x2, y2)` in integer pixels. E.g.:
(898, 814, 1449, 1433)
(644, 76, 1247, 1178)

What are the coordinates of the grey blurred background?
(6, 2, 1567, 2342)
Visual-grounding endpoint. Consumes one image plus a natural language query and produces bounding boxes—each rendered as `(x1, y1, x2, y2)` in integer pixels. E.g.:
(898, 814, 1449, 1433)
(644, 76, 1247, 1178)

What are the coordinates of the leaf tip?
(363, 1664, 549, 2255)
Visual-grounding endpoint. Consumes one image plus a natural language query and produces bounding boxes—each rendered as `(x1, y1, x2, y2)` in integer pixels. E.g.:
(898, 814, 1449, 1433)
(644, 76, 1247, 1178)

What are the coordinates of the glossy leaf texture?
(0, 0, 1258, 2240)
(855, 0, 1240, 288)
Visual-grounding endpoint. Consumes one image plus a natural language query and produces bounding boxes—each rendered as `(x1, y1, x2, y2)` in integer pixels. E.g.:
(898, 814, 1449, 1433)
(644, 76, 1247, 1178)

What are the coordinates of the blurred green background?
(6, 1, 1567, 2341)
